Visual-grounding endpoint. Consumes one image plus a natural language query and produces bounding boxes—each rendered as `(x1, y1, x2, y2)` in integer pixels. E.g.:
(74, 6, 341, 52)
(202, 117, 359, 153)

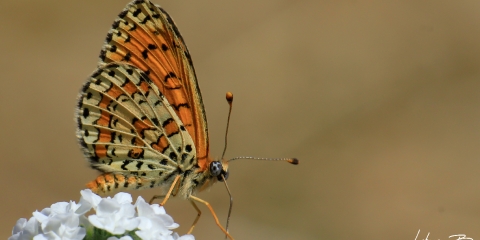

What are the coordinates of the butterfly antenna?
(221, 92, 234, 160)
(229, 156, 299, 165)
(221, 92, 234, 239)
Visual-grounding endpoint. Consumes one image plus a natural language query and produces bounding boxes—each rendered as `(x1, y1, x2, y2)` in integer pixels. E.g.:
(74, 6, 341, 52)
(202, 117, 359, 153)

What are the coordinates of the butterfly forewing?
(97, 0, 210, 170)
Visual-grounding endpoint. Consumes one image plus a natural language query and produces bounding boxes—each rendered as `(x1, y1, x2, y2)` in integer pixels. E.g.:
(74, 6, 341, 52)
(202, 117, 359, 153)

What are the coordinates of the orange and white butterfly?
(76, 0, 297, 239)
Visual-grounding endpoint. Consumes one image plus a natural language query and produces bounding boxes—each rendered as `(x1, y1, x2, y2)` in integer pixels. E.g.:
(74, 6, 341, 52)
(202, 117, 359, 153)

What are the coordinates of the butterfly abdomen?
(87, 173, 158, 193)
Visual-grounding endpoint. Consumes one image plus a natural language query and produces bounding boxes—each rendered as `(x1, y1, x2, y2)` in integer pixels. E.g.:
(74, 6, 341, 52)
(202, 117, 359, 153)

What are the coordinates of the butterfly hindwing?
(77, 63, 196, 179)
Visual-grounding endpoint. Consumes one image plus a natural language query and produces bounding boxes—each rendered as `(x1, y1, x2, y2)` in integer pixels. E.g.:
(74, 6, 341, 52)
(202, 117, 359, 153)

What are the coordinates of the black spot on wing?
(162, 118, 174, 128)
(181, 153, 188, 164)
(136, 161, 143, 170)
(82, 108, 89, 118)
(132, 8, 141, 17)
(140, 15, 151, 24)
(161, 44, 168, 51)
(118, 10, 128, 18)
(129, 24, 137, 31)
(113, 118, 119, 127)
(124, 52, 132, 61)
(169, 152, 177, 161)
(121, 160, 133, 170)
(172, 103, 190, 111)
(128, 149, 145, 159)
(112, 20, 120, 29)
(164, 72, 176, 83)
(110, 132, 116, 143)
(148, 44, 157, 50)
(99, 49, 106, 61)
(106, 33, 113, 43)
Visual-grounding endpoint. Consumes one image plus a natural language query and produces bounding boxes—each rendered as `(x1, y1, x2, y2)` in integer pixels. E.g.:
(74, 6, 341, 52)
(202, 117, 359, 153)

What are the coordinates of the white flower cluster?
(9, 190, 194, 240)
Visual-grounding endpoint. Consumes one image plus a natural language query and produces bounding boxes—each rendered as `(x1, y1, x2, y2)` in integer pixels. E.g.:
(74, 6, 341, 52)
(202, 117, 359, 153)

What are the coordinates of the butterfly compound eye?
(210, 161, 223, 177)
(218, 170, 229, 182)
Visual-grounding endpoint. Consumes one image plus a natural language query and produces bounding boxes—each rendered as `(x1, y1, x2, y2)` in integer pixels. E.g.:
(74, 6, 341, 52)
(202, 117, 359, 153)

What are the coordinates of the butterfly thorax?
(177, 158, 229, 197)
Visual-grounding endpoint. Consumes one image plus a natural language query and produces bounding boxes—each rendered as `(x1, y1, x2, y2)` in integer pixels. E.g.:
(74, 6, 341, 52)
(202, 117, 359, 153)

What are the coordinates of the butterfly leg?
(187, 199, 201, 234)
(149, 175, 181, 205)
(188, 195, 234, 240)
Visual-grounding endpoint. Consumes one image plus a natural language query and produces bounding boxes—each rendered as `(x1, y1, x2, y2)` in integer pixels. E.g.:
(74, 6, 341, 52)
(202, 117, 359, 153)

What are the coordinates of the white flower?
(9, 190, 194, 240)
(77, 189, 102, 214)
(31, 201, 86, 240)
(87, 192, 140, 234)
(107, 236, 133, 240)
(174, 234, 195, 240)
(9, 217, 40, 240)
(134, 196, 194, 240)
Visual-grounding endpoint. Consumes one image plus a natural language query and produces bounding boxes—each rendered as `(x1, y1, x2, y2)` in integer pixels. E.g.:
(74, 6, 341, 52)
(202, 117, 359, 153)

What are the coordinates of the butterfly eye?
(210, 161, 223, 177)
(217, 170, 229, 182)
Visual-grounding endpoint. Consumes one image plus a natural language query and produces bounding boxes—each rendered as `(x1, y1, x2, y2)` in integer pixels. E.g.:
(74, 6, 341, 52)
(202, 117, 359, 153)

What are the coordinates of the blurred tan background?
(1, 0, 480, 239)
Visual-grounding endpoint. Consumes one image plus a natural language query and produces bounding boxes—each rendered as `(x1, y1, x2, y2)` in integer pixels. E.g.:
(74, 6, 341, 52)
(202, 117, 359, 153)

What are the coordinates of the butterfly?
(76, 1, 298, 239)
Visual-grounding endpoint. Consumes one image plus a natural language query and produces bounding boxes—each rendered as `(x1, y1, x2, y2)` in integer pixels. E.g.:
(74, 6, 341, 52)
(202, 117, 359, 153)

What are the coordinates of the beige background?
(1, 0, 480, 239)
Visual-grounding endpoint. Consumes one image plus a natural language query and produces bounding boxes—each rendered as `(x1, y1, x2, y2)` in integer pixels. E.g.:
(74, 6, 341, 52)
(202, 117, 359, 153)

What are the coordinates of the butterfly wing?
(97, 0, 210, 170)
(77, 63, 196, 192)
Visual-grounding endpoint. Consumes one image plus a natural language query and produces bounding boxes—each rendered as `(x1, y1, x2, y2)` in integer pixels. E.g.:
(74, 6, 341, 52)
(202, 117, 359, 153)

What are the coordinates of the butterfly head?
(209, 160, 229, 182)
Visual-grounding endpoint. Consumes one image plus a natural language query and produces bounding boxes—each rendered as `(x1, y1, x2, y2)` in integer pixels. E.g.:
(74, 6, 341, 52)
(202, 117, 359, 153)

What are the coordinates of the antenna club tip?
(226, 92, 233, 102)
(288, 158, 299, 165)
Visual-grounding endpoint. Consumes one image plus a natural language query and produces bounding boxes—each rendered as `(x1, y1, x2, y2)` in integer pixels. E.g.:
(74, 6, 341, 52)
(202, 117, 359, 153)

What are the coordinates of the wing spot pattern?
(79, 0, 208, 196)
